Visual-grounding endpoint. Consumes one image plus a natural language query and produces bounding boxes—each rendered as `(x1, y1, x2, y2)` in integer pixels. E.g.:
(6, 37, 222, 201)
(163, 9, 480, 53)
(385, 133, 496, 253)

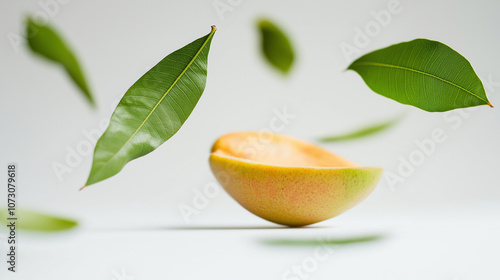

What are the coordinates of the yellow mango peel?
(209, 132, 383, 227)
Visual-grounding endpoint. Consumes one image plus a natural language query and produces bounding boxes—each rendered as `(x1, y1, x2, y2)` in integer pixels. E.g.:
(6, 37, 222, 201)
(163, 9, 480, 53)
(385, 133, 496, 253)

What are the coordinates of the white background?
(0, 0, 499, 279)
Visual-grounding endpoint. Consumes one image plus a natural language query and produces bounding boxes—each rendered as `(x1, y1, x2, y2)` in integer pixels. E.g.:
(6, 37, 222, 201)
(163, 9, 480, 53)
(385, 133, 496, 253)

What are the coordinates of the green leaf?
(83, 26, 217, 188)
(348, 39, 493, 112)
(319, 115, 401, 142)
(0, 209, 77, 231)
(26, 17, 95, 107)
(257, 19, 295, 74)
(261, 235, 383, 246)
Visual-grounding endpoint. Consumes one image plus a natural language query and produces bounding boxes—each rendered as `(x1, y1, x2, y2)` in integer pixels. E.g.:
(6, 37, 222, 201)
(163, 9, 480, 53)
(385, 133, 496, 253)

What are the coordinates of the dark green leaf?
(319, 115, 401, 142)
(261, 235, 383, 246)
(83, 26, 217, 188)
(0, 209, 77, 231)
(257, 19, 295, 74)
(348, 39, 493, 112)
(26, 17, 95, 106)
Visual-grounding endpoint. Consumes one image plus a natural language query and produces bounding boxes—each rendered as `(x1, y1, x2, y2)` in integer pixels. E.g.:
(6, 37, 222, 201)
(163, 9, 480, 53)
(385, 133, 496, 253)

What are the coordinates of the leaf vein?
(352, 61, 488, 104)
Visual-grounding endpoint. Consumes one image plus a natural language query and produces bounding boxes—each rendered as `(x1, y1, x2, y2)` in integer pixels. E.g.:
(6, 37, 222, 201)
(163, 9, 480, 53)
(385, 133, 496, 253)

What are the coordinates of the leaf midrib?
(88, 27, 216, 184)
(351, 61, 488, 104)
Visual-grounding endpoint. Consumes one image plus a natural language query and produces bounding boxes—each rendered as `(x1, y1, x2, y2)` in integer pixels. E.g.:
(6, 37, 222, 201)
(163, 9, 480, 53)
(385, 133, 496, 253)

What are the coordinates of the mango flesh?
(209, 132, 383, 227)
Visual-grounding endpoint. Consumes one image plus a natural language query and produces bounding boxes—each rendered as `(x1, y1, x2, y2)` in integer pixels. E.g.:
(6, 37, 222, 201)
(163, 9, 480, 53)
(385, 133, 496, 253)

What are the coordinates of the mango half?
(209, 132, 383, 227)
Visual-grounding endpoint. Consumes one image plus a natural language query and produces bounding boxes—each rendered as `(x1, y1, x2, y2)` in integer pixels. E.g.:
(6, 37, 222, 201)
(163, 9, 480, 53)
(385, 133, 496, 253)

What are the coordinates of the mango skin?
(209, 134, 383, 226)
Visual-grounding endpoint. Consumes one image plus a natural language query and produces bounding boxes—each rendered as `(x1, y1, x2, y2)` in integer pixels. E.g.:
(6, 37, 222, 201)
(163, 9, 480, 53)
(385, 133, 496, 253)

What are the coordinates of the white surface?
(1, 0, 500, 279)
(1, 202, 500, 279)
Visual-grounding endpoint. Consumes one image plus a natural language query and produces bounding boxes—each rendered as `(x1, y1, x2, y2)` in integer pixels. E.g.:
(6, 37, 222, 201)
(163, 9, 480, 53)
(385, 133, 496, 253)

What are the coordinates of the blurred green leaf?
(348, 39, 493, 112)
(257, 19, 295, 74)
(26, 17, 95, 106)
(319, 116, 401, 142)
(83, 26, 217, 188)
(0, 209, 77, 232)
(262, 235, 383, 246)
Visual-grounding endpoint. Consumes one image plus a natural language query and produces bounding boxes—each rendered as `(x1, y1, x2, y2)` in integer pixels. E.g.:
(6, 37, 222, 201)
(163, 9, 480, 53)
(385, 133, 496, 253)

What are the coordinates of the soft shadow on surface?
(166, 225, 329, 230)
(87, 225, 330, 232)
(261, 234, 384, 246)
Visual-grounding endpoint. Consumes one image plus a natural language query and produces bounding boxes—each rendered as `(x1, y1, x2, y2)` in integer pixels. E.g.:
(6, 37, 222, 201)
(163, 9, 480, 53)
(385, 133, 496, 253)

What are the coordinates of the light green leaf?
(261, 235, 383, 246)
(348, 39, 493, 112)
(26, 17, 95, 106)
(83, 26, 217, 188)
(257, 19, 295, 74)
(319, 116, 401, 142)
(0, 209, 77, 231)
